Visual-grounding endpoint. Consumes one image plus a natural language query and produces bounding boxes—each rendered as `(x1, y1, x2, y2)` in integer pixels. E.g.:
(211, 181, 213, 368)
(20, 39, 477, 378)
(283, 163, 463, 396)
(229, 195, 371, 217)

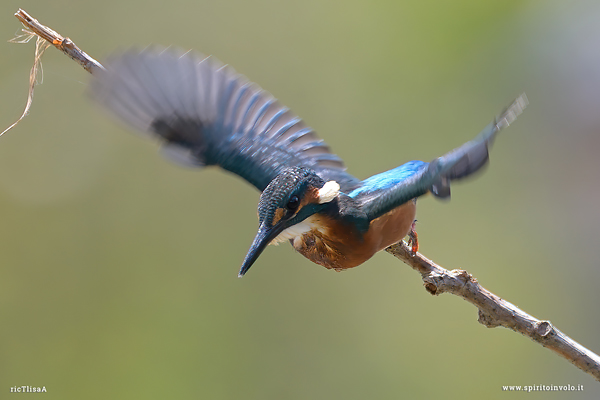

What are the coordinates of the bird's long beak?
(238, 222, 285, 277)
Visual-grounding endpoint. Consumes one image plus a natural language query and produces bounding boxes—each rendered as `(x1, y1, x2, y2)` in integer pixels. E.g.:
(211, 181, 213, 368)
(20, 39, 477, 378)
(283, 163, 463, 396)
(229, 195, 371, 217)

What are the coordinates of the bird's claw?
(407, 220, 419, 256)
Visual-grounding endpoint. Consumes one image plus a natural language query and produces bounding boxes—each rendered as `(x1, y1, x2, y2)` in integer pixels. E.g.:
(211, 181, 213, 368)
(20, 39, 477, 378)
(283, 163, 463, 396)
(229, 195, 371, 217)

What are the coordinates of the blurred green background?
(1, 0, 599, 399)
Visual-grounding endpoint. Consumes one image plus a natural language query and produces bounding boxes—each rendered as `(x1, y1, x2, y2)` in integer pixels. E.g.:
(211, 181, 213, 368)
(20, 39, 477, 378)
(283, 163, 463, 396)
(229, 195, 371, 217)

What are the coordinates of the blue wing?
(352, 94, 528, 221)
(89, 47, 361, 192)
(348, 161, 429, 199)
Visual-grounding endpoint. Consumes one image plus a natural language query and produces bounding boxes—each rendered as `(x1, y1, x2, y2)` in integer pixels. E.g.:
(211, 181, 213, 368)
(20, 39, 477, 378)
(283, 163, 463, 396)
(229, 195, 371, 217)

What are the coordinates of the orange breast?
(363, 201, 416, 253)
(292, 201, 416, 271)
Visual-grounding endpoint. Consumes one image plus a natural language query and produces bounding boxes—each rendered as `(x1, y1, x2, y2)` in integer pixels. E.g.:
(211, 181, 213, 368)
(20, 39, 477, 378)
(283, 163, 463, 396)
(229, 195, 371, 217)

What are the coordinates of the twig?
(1, 9, 102, 136)
(14, 9, 103, 74)
(10, 7, 600, 383)
(386, 241, 600, 381)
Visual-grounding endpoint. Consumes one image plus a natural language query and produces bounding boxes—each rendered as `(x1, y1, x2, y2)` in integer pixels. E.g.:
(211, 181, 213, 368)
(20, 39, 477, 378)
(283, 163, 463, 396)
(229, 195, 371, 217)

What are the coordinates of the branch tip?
(388, 240, 600, 381)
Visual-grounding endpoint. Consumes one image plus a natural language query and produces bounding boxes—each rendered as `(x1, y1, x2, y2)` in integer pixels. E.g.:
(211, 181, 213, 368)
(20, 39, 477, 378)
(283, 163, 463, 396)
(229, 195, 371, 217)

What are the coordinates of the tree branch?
(386, 241, 600, 381)
(14, 8, 103, 74)
(10, 7, 600, 383)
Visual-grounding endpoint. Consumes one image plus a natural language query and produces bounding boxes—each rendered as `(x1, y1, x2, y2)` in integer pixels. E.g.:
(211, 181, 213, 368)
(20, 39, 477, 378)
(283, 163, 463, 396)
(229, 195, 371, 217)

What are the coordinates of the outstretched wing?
(351, 94, 528, 221)
(89, 47, 361, 192)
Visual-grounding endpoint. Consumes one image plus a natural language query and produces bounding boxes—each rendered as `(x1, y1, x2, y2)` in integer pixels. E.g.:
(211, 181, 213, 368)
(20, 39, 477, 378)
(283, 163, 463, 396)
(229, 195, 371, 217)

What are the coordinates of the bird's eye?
(286, 196, 299, 211)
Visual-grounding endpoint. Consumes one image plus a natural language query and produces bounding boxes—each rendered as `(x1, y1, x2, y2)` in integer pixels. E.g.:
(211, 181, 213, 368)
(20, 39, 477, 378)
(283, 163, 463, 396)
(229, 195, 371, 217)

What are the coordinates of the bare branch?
(386, 241, 600, 381)
(1, 9, 103, 137)
(13, 8, 103, 74)
(9, 7, 600, 383)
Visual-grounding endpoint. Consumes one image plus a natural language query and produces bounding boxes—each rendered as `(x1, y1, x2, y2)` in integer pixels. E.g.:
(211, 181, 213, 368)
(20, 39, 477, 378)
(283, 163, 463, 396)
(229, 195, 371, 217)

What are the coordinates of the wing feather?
(90, 47, 360, 192)
(355, 94, 528, 221)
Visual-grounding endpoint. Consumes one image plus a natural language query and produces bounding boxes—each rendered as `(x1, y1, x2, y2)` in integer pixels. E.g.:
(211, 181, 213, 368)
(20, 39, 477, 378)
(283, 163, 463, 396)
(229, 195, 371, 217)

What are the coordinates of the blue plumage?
(90, 46, 527, 226)
(90, 47, 361, 192)
(89, 46, 527, 275)
(348, 161, 428, 198)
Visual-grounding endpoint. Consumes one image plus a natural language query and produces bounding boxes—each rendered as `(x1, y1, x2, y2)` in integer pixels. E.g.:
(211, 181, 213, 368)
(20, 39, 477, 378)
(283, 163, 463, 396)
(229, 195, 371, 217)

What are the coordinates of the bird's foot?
(407, 220, 419, 255)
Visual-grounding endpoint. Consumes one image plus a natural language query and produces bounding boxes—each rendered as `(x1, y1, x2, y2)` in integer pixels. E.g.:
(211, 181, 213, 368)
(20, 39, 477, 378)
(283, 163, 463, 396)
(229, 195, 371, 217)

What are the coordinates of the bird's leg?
(407, 220, 419, 255)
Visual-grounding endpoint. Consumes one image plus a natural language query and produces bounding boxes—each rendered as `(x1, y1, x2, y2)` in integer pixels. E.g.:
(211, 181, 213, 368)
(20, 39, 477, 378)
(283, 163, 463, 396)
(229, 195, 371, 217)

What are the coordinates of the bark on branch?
(10, 7, 600, 383)
(14, 9, 103, 74)
(386, 241, 600, 381)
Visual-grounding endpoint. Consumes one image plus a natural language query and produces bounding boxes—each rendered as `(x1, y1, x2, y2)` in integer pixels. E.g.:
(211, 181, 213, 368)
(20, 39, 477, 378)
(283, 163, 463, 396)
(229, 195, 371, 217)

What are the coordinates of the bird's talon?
(407, 220, 419, 255)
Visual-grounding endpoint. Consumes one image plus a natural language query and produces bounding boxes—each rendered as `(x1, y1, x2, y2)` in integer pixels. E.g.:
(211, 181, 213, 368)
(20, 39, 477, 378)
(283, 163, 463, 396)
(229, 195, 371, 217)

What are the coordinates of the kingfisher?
(89, 47, 527, 277)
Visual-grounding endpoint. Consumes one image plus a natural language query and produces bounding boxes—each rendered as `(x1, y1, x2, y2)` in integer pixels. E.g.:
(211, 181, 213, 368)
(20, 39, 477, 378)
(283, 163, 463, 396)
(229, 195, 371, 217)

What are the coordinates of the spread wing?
(89, 47, 361, 192)
(351, 94, 528, 221)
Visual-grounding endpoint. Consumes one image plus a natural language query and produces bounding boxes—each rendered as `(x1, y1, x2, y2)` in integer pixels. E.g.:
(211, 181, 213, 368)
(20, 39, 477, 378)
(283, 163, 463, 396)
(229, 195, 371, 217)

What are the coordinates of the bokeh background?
(1, 1, 599, 399)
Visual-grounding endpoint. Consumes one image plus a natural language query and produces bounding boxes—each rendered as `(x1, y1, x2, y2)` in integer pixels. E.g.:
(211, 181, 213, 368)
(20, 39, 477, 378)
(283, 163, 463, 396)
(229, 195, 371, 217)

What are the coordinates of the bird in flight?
(90, 47, 527, 277)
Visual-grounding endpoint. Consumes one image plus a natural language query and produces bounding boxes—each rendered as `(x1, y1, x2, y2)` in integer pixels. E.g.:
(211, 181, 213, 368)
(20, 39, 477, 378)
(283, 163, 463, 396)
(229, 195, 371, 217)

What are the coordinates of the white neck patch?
(270, 220, 313, 245)
(269, 215, 326, 245)
(317, 181, 340, 204)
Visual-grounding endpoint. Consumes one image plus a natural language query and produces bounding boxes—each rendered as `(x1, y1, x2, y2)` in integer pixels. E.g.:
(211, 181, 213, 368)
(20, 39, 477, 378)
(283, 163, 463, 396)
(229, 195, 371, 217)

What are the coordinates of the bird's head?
(238, 166, 340, 277)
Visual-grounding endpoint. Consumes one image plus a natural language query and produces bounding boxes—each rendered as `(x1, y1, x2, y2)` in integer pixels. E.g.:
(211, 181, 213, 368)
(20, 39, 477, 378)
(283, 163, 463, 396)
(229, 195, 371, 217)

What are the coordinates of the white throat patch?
(317, 181, 340, 204)
(269, 215, 326, 245)
(270, 221, 313, 245)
